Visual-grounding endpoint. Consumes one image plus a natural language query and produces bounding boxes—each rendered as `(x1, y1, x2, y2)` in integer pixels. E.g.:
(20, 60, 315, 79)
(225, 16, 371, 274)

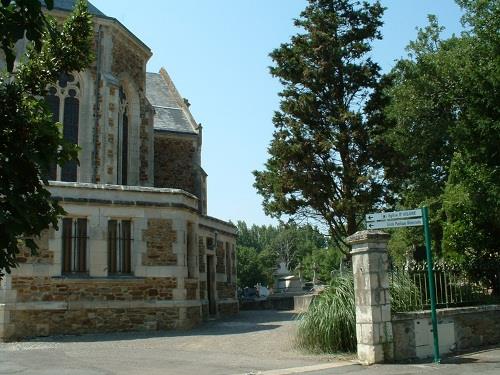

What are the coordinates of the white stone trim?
(2, 299, 202, 311)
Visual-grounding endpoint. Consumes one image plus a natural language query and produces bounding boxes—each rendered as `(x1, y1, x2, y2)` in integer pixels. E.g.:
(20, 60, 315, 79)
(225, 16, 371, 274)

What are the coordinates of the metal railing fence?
(391, 260, 500, 312)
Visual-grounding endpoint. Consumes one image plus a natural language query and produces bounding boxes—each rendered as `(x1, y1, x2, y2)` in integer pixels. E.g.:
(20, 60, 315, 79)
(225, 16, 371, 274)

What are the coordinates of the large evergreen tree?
(254, 0, 385, 251)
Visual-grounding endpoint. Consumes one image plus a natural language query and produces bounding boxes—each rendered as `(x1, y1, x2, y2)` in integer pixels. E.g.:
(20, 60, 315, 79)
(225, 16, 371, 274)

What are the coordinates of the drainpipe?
(92, 25, 103, 183)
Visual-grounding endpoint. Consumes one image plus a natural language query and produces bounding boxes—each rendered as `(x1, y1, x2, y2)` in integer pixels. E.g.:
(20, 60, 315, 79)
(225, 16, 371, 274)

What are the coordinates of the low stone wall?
(9, 307, 181, 340)
(293, 294, 316, 312)
(239, 295, 295, 311)
(217, 302, 239, 317)
(1, 276, 206, 341)
(393, 305, 500, 361)
(217, 282, 236, 300)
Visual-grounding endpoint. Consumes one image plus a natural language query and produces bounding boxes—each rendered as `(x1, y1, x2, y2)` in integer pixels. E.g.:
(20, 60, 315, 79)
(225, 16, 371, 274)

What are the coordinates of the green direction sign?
(366, 209, 422, 223)
(366, 218, 423, 229)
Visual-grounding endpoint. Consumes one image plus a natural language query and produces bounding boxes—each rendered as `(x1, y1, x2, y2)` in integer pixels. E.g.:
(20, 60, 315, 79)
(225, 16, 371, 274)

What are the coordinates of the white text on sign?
(366, 218, 423, 229)
(366, 209, 422, 222)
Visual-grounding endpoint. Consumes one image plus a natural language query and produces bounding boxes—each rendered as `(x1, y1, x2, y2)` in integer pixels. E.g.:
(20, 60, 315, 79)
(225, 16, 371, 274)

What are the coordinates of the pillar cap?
(346, 230, 390, 245)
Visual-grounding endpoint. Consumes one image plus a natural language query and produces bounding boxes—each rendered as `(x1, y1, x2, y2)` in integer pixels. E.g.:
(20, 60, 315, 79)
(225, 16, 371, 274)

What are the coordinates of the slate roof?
(146, 72, 198, 135)
(43, 0, 106, 16)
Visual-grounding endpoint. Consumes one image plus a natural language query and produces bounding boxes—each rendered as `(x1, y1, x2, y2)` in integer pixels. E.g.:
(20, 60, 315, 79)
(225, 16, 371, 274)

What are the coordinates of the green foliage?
(296, 274, 356, 353)
(300, 247, 343, 283)
(296, 272, 420, 353)
(0, 0, 93, 275)
(0, 0, 54, 72)
(254, 0, 385, 251)
(236, 246, 267, 288)
(443, 153, 500, 294)
(376, 0, 499, 271)
(235, 220, 335, 287)
(390, 271, 422, 312)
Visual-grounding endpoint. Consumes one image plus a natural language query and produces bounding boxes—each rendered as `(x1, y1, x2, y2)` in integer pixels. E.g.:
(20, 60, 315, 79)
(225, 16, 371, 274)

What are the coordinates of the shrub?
(296, 274, 356, 353)
(296, 271, 420, 353)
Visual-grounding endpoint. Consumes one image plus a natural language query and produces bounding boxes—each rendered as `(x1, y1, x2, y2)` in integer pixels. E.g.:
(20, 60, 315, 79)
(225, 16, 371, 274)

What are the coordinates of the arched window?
(45, 73, 80, 182)
(118, 86, 129, 185)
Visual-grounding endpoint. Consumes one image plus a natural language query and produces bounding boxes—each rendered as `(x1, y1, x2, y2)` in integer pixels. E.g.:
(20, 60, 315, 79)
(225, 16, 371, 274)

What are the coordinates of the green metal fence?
(391, 260, 500, 312)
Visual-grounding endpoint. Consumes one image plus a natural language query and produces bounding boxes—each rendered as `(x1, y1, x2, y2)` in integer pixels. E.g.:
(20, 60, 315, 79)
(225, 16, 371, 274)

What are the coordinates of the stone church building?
(0, 1, 238, 341)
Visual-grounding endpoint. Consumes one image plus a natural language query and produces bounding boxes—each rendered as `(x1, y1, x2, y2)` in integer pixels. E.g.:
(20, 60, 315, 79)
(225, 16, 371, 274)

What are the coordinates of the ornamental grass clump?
(390, 270, 422, 312)
(296, 271, 420, 353)
(296, 273, 356, 353)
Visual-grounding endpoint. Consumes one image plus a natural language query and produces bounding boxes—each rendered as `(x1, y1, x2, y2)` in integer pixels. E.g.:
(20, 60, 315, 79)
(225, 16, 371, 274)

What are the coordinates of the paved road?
(0, 310, 498, 375)
(0, 310, 347, 375)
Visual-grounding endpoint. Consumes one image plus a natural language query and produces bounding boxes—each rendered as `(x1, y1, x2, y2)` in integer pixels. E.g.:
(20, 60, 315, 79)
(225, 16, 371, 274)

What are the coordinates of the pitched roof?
(42, 0, 151, 56)
(43, 0, 105, 16)
(146, 70, 198, 135)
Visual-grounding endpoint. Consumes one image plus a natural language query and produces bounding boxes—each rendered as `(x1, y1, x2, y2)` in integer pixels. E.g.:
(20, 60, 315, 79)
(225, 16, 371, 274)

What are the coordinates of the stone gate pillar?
(346, 230, 393, 365)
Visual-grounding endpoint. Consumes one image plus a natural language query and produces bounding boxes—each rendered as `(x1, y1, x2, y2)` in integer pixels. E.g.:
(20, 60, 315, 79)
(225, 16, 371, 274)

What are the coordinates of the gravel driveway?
(0, 310, 350, 375)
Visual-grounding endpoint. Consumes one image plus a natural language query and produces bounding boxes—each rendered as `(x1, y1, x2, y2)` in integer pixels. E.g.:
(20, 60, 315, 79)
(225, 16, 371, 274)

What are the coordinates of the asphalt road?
(0, 310, 347, 375)
(0, 310, 498, 375)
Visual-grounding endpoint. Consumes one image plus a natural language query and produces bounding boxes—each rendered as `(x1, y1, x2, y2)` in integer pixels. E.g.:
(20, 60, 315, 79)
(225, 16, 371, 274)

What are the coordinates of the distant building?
(0, 0, 237, 341)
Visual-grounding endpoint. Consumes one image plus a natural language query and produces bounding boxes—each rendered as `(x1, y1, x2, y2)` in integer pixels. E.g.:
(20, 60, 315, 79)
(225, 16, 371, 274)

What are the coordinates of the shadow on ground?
(19, 310, 298, 343)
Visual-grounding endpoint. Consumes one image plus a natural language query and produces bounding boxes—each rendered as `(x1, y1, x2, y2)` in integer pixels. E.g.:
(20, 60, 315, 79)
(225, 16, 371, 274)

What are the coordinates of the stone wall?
(16, 230, 54, 265)
(142, 218, 177, 266)
(9, 307, 180, 340)
(231, 247, 236, 276)
(217, 282, 236, 300)
(185, 306, 202, 328)
(392, 305, 500, 361)
(216, 241, 225, 274)
(218, 302, 238, 317)
(154, 135, 197, 195)
(199, 281, 207, 300)
(198, 237, 206, 273)
(111, 31, 146, 90)
(185, 279, 198, 300)
(201, 303, 209, 319)
(12, 277, 177, 302)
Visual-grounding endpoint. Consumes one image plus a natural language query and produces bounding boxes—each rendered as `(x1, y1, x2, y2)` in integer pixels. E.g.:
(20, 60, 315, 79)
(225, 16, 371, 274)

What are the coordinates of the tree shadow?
(393, 344, 500, 365)
(440, 345, 500, 365)
(20, 309, 299, 343)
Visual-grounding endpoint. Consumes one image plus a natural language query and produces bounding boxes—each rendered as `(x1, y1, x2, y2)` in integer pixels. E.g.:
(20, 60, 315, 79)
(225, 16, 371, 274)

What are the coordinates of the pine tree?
(254, 0, 385, 251)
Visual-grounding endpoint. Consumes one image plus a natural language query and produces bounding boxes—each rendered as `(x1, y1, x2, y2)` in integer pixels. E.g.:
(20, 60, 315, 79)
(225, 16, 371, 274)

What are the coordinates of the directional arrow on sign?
(367, 218, 423, 229)
(366, 209, 422, 223)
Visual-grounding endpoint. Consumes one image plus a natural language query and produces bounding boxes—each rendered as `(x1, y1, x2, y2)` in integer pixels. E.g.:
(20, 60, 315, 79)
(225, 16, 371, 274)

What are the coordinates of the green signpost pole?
(422, 206, 440, 364)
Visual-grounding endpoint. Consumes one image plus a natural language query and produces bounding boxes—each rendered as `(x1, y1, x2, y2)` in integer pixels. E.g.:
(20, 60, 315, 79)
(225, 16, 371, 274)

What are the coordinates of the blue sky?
(92, 0, 464, 226)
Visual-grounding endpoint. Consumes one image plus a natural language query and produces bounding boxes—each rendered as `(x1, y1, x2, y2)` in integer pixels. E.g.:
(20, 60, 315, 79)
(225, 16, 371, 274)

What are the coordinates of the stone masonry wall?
(111, 30, 153, 184)
(199, 281, 206, 300)
(186, 306, 202, 328)
(216, 241, 225, 274)
(218, 302, 238, 317)
(12, 277, 177, 302)
(16, 230, 54, 265)
(232, 246, 236, 276)
(142, 218, 177, 266)
(154, 135, 196, 195)
(185, 279, 198, 300)
(198, 237, 206, 273)
(111, 32, 146, 90)
(217, 282, 236, 300)
(9, 307, 180, 340)
(392, 305, 500, 361)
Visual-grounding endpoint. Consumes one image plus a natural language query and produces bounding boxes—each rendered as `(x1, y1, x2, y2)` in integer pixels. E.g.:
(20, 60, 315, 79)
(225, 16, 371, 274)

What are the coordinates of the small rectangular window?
(108, 220, 132, 275)
(62, 218, 88, 274)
